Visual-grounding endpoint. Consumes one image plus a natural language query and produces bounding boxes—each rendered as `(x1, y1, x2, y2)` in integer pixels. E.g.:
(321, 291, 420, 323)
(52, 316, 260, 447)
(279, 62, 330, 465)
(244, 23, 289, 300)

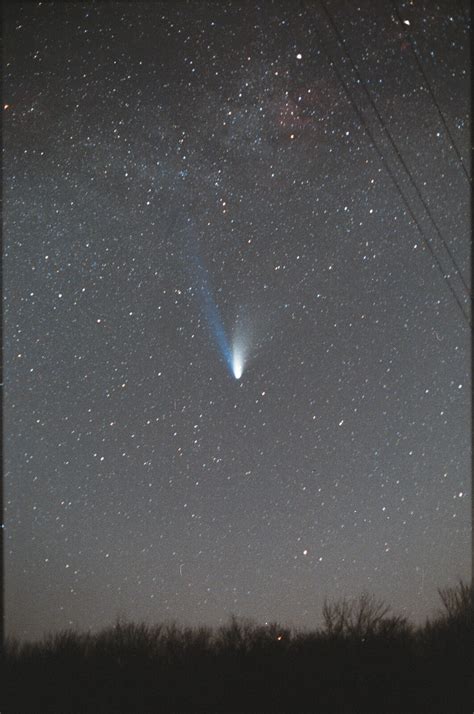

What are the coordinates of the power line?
(390, 0, 471, 183)
(313, 0, 471, 326)
(303, 1, 471, 328)
(318, 0, 471, 302)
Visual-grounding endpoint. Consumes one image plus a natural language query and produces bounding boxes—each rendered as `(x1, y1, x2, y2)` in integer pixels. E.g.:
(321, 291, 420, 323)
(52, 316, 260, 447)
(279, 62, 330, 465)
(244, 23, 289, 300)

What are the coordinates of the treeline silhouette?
(4, 581, 473, 713)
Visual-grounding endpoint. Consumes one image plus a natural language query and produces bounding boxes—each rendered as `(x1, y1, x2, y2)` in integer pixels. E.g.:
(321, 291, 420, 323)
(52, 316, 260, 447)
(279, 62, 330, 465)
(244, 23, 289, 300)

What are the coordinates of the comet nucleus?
(232, 351, 244, 379)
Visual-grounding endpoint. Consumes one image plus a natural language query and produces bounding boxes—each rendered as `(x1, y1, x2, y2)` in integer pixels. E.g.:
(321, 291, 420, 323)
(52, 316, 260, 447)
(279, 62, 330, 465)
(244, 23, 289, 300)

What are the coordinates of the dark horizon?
(5, 582, 474, 713)
(4, 0, 471, 643)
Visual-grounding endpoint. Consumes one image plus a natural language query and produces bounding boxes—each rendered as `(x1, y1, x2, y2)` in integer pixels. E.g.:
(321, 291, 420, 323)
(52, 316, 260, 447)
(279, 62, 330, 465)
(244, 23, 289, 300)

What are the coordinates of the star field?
(4, 0, 470, 640)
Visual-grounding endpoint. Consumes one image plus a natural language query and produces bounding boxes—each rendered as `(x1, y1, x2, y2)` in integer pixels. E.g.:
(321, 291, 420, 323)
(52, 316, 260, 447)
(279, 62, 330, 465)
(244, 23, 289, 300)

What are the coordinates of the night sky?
(4, 0, 471, 641)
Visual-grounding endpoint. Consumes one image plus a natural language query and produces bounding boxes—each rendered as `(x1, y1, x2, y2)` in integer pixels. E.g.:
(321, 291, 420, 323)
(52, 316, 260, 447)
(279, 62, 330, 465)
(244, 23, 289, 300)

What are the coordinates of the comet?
(232, 350, 244, 379)
(190, 251, 246, 380)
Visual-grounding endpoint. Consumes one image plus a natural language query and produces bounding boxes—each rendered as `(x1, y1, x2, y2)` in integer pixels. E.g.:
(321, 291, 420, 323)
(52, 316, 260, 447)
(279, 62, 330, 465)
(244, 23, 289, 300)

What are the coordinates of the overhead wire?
(390, 0, 471, 183)
(306, 0, 471, 327)
(318, 0, 471, 301)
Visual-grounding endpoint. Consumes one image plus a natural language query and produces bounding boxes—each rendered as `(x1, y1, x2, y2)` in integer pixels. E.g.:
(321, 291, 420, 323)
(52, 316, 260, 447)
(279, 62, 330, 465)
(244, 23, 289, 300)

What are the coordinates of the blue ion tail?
(193, 255, 241, 380)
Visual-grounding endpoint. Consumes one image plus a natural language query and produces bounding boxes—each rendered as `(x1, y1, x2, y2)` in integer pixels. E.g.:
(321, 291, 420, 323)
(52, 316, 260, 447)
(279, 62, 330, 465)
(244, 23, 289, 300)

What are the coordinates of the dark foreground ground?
(4, 583, 474, 713)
